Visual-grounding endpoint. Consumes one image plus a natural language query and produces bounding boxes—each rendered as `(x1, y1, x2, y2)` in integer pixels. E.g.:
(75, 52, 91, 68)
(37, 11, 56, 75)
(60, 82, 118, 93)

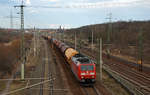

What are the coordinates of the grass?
(9, 80, 27, 95)
(0, 81, 6, 93)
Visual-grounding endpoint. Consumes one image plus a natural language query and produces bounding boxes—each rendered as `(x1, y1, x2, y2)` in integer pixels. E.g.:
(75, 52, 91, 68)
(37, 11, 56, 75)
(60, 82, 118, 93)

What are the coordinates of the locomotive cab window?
(77, 58, 91, 64)
(80, 65, 94, 71)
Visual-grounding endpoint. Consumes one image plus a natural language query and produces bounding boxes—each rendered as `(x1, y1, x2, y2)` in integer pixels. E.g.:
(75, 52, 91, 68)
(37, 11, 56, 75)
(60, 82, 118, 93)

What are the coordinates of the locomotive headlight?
(81, 73, 85, 75)
(81, 76, 84, 79)
(90, 72, 95, 75)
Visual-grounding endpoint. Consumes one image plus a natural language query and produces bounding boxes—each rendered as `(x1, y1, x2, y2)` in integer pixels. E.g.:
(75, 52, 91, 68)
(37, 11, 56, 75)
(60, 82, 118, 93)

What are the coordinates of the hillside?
(65, 21, 150, 66)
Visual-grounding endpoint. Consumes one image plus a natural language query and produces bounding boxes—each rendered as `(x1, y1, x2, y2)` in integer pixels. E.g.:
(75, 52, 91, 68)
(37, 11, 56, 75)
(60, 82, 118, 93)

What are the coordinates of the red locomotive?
(48, 36, 96, 84)
(71, 54, 96, 83)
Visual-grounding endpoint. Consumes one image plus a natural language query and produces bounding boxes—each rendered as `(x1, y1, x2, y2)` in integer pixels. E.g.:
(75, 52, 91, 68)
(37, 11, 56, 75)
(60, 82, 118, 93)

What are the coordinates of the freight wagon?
(49, 37, 96, 84)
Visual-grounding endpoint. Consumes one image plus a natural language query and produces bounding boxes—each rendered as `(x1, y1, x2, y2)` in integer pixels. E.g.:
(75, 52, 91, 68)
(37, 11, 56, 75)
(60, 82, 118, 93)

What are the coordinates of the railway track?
(108, 64, 150, 90)
(43, 38, 57, 95)
(47, 40, 70, 95)
(64, 41, 150, 94)
(47, 42, 53, 95)
(39, 39, 46, 95)
(39, 38, 54, 95)
(39, 63, 45, 95)
(50, 41, 107, 95)
(82, 86, 101, 95)
(47, 52, 51, 95)
(105, 61, 150, 84)
(52, 43, 84, 95)
(80, 46, 150, 94)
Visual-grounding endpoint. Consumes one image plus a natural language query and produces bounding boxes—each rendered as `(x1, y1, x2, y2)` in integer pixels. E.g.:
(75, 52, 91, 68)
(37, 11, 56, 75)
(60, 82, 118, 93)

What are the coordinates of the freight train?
(45, 36, 96, 84)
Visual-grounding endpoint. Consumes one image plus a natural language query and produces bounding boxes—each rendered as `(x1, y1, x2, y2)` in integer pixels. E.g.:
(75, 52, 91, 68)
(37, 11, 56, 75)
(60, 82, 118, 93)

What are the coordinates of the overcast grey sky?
(0, 0, 150, 29)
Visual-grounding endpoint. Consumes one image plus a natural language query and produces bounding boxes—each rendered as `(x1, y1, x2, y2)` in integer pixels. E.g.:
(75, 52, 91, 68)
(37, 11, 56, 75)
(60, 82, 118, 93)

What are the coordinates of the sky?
(0, 0, 150, 29)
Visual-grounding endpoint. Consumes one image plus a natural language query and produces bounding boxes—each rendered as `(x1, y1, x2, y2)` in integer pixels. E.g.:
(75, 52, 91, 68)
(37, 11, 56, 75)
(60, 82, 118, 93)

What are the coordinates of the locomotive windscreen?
(77, 58, 91, 64)
(80, 65, 94, 71)
(74, 53, 85, 57)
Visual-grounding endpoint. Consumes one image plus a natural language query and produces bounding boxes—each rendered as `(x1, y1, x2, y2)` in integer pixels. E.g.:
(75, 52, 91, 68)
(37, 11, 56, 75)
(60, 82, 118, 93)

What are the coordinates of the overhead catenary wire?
(3, 10, 19, 29)
(2, 78, 55, 95)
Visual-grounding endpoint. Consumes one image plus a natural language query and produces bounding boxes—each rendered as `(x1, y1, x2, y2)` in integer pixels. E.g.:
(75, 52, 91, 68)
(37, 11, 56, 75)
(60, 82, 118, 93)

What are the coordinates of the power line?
(4, 10, 18, 29)
(3, 78, 55, 95)
(27, 5, 61, 8)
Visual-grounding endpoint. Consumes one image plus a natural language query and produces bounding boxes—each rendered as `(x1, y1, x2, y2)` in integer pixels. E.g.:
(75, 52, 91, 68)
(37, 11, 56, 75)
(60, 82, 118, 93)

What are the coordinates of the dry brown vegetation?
(0, 40, 20, 74)
(65, 21, 150, 65)
(0, 29, 20, 43)
(0, 30, 32, 76)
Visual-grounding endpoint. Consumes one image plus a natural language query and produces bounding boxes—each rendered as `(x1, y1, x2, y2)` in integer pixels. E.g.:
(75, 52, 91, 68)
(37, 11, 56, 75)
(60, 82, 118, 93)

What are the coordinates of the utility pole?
(106, 13, 112, 59)
(63, 27, 64, 42)
(37, 30, 40, 56)
(138, 28, 143, 71)
(63, 28, 65, 43)
(10, 10, 13, 29)
(75, 31, 77, 50)
(34, 27, 36, 56)
(92, 27, 94, 51)
(14, 0, 26, 80)
(61, 27, 63, 42)
(36, 29, 39, 56)
(99, 38, 103, 81)
(79, 30, 81, 52)
(106, 13, 112, 43)
(59, 26, 61, 41)
(54, 29, 57, 39)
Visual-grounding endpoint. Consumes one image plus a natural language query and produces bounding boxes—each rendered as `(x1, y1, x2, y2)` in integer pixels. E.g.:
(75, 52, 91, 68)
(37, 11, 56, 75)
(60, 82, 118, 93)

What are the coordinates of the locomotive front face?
(79, 64, 96, 83)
